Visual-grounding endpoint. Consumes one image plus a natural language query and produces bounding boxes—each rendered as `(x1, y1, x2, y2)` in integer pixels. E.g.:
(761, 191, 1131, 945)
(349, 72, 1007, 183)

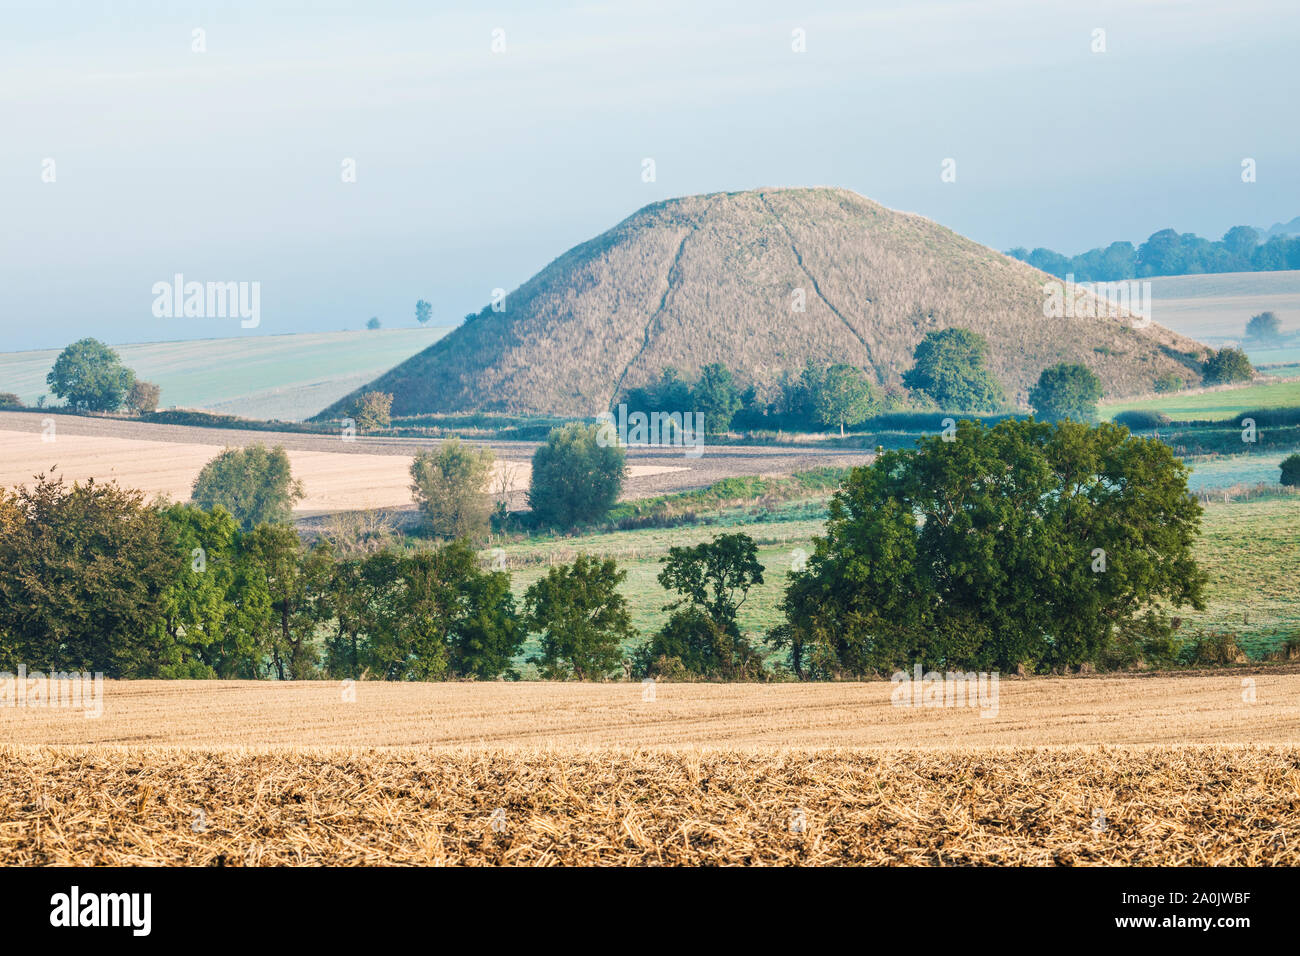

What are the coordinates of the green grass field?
(0, 329, 446, 421)
(504, 491, 1299, 672)
(1101, 377, 1300, 421)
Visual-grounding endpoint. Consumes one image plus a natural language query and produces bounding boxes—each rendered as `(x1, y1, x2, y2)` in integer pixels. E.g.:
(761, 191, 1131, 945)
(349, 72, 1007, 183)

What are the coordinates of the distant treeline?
(1007, 226, 1300, 281)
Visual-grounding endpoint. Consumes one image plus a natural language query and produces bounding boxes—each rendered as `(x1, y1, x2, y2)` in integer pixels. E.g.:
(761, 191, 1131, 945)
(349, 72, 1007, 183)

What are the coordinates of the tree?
(126, 380, 161, 415)
(901, 328, 1005, 411)
(524, 554, 635, 679)
(410, 438, 495, 541)
(46, 338, 136, 412)
(1028, 362, 1103, 421)
(637, 533, 765, 678)
(691, 363, 742, 435)
(400, 541, 523, 680)
(1281, 454, 1300, 488)
(191, 444, 305, 531)
(0, 393, 23, 409)
(805, 363, 879, 436)
(1202, 347, 1254, 385)
(0, 475, 182, 676)
(366, 317, 381, 330)
(1245, 312, 1283, 344)
(241, 524, 332, 680)
(1223, 225, 1260, 261)
(1153, 373, 1184, 394)
(776, 419, 1206, 676)
(349, 390, 393, 431)
(528, 423, 626, 528)
(415, 300, 432, 325)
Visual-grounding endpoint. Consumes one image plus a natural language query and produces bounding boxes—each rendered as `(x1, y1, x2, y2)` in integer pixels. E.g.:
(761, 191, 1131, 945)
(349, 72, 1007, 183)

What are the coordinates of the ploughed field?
(0, 410, 871, 515)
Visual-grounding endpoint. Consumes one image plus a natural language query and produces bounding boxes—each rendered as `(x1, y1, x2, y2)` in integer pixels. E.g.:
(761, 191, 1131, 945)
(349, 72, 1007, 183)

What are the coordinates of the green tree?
(901, 328, 1005, 411)
(1244, 312, 1283, 344)
(805, 363, 879, 436)
(350, 390, 393, 431)
(776, 419, 1206, 676)
(46, 338, 136, 412)
(325, 549, 405, 679)
(191, 444, 305, 531)
(529, 423, 626, 528)
(126, 380, 161, 414)
(1281, 454, 1300, 488)
(1222, 225, 1260, 261)
(524, 554, 635, 680)
(0, 475, 182, 676)
(0, 393, 23, 409)
(1028, 362, 1103, 421)
(691, 363, 742, 435)
(415, 300, 432, 325)
(400, 542, 523, 680)
(1202, 347, 1254, 385)
(366, 317, 381, 330)
(410, 438, 495, 541)
(241, 524, 332, 680)
(638, 533, 765, 678)
(153, 503, 245, 678)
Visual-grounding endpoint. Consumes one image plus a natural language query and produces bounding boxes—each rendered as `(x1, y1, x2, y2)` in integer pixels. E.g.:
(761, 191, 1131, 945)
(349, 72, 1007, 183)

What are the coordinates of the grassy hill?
(321, 187, 1208, 419)
(0, 328, 447, 422)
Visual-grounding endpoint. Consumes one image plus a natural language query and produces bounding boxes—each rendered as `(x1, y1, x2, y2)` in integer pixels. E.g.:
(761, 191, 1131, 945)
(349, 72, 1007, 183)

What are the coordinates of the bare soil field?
(3, 745, 1296, 865)
(3, 672, 1296, 748)
(0, 411, 871, 515)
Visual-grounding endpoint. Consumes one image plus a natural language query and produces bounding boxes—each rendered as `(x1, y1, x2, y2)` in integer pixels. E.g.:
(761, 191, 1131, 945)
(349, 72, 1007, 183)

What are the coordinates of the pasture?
(0, 329, 446, 421)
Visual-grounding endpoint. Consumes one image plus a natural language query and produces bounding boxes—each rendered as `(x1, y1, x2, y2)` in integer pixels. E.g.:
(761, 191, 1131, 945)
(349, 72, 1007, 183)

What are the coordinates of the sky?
(1, 0, 1297, 351)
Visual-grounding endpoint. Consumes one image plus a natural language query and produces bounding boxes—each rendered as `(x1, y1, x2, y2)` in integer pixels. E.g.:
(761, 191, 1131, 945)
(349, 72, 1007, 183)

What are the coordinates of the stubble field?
(2, 674, 1298, 865)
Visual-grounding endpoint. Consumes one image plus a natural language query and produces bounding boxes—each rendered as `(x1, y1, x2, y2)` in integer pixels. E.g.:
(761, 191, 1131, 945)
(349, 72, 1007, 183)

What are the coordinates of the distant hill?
(1264, 216, 1300, 239)
(322, 187, 1208, 418)
(0, 329, 447, 422)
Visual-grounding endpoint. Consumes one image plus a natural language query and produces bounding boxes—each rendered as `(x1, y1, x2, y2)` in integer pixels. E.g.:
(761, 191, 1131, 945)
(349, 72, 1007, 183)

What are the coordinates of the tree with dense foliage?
(901, 328, 1005, 411)
(775, 419, 1206, 677)
(0, 392, 23, 409)
(1244, 311, 1283, 344)
(0, 475, 182, 676)
(126, 380, 161, 414)
(1028, 362, 1103, 421)
(366, 317, 381, 330)
(191, 444, 305, 531)
(410, 438, 495, 541)
(529, 423, 625, 528)
(636, 533, 765, 678)
(46, 338, 136, 412)
(1281, 453, 1300, 488)
(524, 554, 635, 680)
(349, 390, 393, 431)
(691, 363, 743, 435)
(804, 362, 879, 436)
(1153, 373, 1184, 393)
(1201, 347, 1254, 385)
(415, 300, 432, 325)
(240, 524, 333, 680)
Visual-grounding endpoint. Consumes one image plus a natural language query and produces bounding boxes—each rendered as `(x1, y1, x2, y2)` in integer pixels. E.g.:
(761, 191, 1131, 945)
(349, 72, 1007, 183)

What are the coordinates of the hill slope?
(323, 188, 1208, 417)
(1, 329, 447, 421)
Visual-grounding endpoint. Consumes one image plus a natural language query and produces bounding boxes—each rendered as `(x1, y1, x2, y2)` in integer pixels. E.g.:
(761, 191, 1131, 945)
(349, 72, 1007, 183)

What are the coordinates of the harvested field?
(3, 745, 1297, 865)
(0, 411, 871, 514)
(2, 673, 1297, 748)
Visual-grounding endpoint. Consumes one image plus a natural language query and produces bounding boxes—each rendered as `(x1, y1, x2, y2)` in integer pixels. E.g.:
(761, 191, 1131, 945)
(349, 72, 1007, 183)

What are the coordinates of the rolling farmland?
(0, 329, 447, 421)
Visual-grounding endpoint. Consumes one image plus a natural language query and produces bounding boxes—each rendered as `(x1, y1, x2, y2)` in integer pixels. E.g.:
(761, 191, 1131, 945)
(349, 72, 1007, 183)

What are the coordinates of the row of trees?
(0, 417, 1209, 679)
(1008, 226, 1300, 281)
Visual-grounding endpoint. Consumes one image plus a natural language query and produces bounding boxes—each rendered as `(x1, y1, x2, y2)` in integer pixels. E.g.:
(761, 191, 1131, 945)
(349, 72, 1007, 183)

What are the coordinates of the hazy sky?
(2, 0, 1297, 351)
